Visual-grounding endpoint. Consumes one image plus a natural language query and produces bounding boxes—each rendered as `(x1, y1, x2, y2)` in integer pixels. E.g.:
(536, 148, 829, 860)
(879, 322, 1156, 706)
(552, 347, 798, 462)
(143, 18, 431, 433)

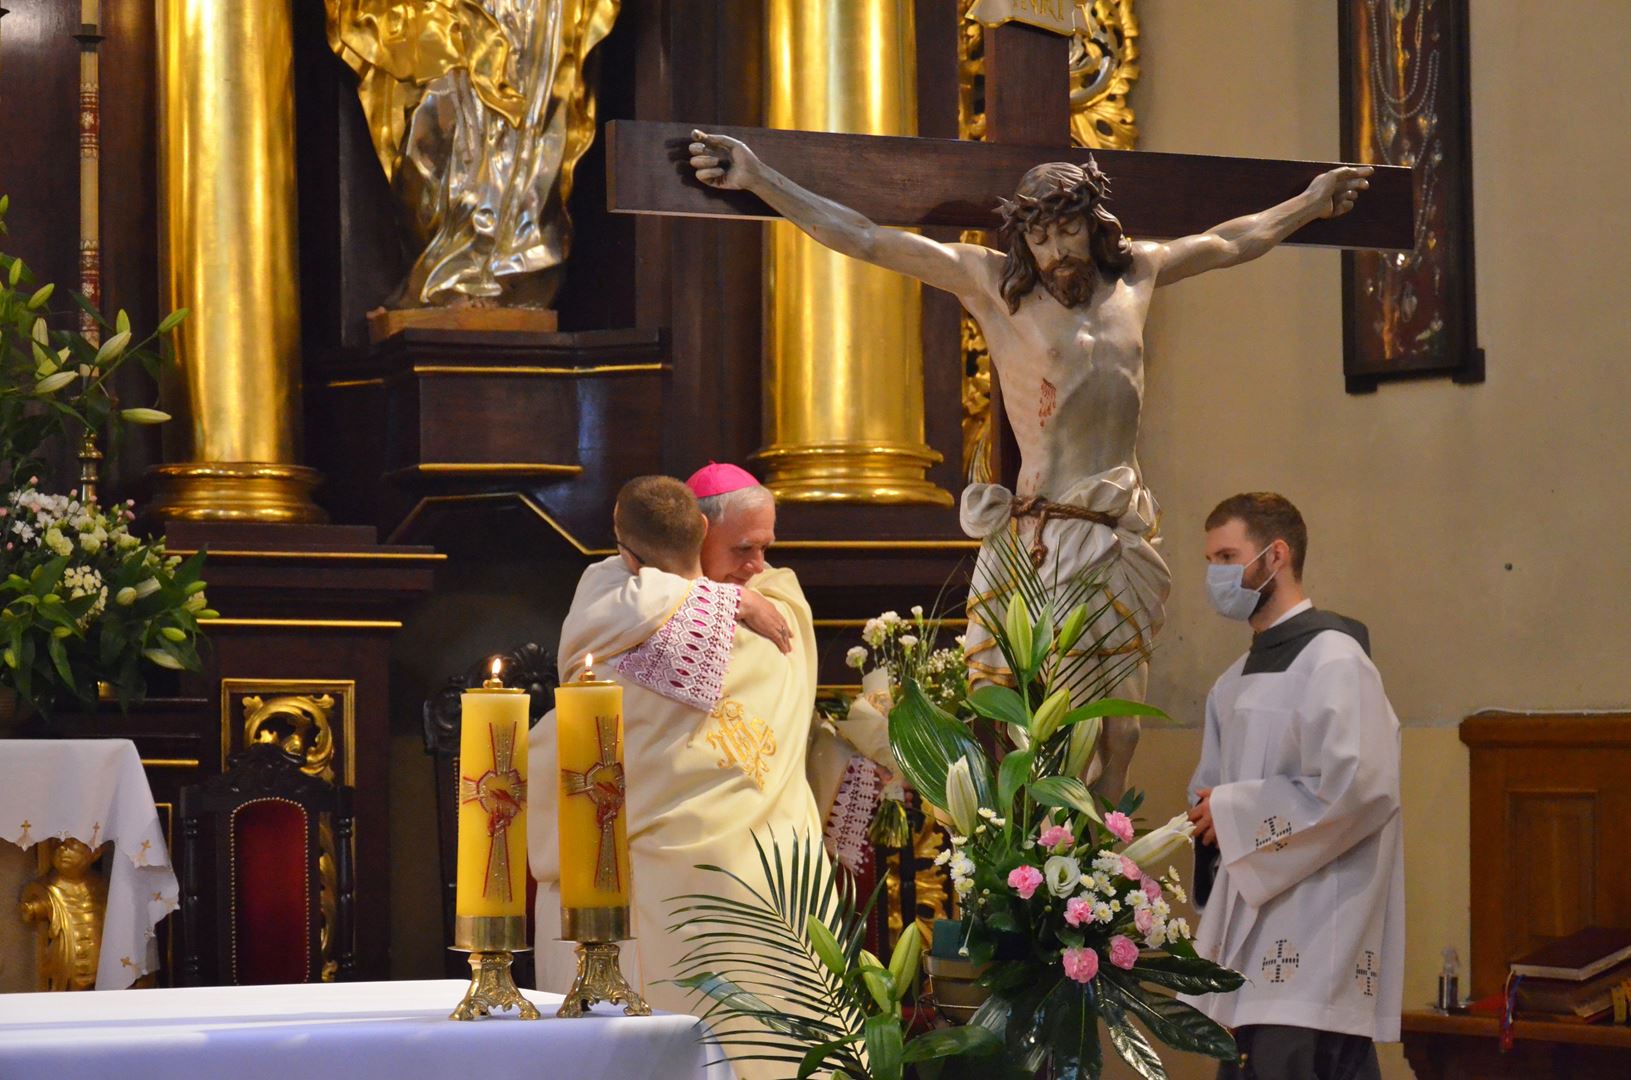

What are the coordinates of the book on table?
(1513, 959, 1631, 1021)
(1509, 927, 1631, 981)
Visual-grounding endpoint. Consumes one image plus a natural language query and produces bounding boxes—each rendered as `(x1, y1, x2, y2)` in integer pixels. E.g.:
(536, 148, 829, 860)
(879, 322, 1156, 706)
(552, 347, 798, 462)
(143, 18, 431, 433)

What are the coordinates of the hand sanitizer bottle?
(1438, 947, 1461, 1010)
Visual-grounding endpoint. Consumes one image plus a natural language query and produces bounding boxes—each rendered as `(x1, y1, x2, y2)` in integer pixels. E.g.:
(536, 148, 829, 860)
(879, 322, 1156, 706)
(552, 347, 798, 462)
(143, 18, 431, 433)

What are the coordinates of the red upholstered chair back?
(231, 799, 312, 985)
(178, 743, 355, 986)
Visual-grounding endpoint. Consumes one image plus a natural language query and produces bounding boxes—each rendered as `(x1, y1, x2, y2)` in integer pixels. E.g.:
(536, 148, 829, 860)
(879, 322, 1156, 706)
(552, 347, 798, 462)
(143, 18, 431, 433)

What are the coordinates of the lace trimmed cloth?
(616, 578, 742, 711)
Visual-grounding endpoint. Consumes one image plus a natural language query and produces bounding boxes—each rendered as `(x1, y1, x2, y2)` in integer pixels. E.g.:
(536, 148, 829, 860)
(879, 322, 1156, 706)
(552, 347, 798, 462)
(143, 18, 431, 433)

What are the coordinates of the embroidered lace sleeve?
(615, 578, 742, 711)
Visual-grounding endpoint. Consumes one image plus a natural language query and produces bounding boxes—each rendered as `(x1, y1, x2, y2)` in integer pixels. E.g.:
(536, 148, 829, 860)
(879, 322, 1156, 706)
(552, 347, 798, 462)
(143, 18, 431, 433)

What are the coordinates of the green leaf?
(1100, 993, 1168, 1080)
(887, 679, 993, 810)
(862, 1013, 904, 1080)
(901, 1024, 1003, 1063)
(796, 1032, 863, 1078)
(46, 634, 74, 686)
(997, 749, 1034, 814)
(967, 684, 1028, 728)
(1101, 972, 1238, 1062)
(1060, 698, 1170, 727)
(1128, 954, 1244, 995)
(1028, 776, 1103, 825)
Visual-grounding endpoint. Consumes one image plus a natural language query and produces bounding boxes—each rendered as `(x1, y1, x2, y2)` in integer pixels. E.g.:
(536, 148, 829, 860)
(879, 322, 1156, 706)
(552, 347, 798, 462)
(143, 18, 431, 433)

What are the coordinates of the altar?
(0, 980, 726, 1080)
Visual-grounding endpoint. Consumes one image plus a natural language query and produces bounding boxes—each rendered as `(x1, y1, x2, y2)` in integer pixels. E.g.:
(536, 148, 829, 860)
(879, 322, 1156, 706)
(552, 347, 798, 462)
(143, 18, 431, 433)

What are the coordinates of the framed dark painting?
(1339, 0, 1484, 392)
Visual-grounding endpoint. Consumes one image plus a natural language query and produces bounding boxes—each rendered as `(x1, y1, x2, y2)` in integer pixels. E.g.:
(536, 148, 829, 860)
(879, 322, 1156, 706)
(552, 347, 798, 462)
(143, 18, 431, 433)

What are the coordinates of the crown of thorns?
(996, 166, 1114, 232)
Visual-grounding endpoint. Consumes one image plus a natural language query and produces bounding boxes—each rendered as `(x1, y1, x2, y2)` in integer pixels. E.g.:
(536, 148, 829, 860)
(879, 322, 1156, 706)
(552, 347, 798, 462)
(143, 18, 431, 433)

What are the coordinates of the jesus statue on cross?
(684, 130, 1371, 797)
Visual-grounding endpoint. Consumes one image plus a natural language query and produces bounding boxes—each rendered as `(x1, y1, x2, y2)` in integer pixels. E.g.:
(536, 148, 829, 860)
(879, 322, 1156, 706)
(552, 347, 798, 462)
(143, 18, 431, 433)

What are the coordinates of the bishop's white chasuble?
(1180, 606, 1405, 1042)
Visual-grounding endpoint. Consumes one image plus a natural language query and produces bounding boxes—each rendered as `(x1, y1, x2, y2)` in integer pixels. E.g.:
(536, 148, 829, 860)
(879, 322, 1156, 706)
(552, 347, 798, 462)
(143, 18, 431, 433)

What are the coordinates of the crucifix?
(603, 15, 1412, 798)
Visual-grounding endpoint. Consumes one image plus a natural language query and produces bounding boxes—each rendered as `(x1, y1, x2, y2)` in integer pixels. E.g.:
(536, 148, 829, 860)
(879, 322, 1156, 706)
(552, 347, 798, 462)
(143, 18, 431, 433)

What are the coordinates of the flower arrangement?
(845, 604, 967, 716)
(2, 480, 211, 718)
(0, 195, 204, 719)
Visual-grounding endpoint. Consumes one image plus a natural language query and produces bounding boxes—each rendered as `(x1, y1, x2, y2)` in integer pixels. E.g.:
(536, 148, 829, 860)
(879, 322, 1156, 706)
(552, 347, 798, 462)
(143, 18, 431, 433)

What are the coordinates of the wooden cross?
(603, 19, 1413, 478)
(606, 22, 1411, 244)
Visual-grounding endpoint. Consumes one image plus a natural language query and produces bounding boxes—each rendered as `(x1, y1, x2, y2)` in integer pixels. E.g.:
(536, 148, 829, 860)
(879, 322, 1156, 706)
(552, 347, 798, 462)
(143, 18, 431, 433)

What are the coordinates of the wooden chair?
(177, 742, 356, 985)
(423, 643, 558, 979)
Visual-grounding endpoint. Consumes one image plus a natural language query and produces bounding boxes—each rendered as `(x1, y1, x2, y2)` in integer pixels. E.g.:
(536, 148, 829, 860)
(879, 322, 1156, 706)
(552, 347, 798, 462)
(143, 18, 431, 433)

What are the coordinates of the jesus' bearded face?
(1025, 217, 1100, 308)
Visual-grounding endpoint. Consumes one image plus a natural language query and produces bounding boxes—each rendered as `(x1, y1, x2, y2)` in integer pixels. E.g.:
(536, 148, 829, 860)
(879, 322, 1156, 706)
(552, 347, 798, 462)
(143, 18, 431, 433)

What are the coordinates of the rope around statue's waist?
(1007, 497, 1122, 568)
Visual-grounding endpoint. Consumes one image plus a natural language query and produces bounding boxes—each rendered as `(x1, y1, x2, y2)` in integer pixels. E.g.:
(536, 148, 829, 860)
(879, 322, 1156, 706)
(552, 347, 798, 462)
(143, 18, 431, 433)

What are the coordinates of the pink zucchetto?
(685, 462, 759, 499)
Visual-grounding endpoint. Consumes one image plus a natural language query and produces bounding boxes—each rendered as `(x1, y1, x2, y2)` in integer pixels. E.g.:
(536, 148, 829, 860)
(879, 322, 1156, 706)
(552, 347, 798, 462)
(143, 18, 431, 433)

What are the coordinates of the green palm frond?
(669, 831, 877, 1074)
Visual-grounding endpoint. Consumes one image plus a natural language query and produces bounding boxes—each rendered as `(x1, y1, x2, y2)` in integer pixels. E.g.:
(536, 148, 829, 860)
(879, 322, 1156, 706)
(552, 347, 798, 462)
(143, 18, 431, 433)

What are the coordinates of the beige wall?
(1108, 2, 1631, 1077)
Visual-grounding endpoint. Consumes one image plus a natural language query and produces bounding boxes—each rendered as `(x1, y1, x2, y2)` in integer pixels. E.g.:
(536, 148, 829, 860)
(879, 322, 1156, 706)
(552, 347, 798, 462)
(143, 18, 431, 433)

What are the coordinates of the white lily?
(1121, 813, 1196, 868)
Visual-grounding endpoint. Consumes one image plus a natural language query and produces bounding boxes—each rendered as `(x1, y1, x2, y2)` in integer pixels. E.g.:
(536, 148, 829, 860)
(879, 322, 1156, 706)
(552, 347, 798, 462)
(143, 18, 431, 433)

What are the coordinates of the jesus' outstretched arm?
(1144, 165, 1373, 286)
(688, 130, 995, 298)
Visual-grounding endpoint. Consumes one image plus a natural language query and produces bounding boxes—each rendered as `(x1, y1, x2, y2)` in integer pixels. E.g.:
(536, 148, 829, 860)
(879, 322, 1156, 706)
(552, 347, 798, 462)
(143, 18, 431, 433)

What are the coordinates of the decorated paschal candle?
(554, 655, 632, 928)
(456, 659, 530, 923)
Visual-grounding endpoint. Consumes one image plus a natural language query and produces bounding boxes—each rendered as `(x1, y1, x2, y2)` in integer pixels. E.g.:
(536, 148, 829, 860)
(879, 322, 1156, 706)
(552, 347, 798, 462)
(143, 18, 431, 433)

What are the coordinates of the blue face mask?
(1206, 545, 1275, 621)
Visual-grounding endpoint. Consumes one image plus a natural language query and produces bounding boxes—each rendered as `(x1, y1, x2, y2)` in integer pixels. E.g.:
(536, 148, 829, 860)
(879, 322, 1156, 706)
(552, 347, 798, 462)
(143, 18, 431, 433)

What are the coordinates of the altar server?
(1181, 493, 1403, 1080)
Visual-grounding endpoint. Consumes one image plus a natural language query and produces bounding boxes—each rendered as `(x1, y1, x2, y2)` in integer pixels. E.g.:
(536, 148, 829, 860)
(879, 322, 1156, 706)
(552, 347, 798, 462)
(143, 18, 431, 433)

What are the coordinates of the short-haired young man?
(1181, 493, 1403, 1080)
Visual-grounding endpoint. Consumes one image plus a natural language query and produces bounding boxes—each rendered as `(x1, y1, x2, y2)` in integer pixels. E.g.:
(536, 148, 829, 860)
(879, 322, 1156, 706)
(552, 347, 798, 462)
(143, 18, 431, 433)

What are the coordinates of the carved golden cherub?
(19, 837, 108, 991)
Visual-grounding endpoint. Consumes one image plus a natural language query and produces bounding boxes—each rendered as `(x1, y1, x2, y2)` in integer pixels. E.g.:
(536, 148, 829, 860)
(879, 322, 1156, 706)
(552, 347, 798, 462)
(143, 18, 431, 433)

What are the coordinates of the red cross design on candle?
(561, 713, 625, 893)
(459, 721, 526, 903)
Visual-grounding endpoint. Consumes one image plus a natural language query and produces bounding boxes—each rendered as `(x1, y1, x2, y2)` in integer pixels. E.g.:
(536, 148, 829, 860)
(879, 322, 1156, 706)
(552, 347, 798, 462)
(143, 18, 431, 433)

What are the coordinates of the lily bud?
(26, 283, 54, 309)
(35, 370, 77, 394)
(1056, 603, 1091, 657)
(1120, 813, 1196, 866)
(1030, 687, 1072, 743)
(94, 330, 131, 367)
(121, 408, 172, 424)
(115, 586, 137, 606)
(143, 648, 185, 671)
(1003, 592, 1033, 670)
(944, 756, 980, 838)
(1064, 715, 1102, 778)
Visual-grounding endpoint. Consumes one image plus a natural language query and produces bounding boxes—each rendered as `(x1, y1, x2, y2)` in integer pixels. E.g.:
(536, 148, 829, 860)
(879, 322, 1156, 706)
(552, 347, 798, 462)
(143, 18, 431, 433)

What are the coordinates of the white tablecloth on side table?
(0, 738, 178, 988)
(0, 979, 732, 1080)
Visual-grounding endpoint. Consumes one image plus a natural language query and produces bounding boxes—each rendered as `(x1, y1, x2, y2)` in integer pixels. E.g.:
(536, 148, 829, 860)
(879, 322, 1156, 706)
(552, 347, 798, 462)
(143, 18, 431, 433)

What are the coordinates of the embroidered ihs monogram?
(704, 699, 777, 790)
(1354, 949, 1380, 997)
(1254, 815, 1293, 851)
(1261, 939, 1300, 984)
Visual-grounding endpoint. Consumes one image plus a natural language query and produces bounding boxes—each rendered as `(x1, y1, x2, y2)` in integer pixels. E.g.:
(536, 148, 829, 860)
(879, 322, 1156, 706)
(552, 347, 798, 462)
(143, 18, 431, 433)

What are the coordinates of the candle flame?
(490, 657, 503, 678)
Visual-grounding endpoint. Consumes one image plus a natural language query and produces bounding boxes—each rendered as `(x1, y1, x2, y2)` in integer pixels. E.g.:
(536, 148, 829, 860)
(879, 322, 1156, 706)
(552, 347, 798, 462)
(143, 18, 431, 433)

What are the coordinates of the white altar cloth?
(0, 738, 177, 988)
(0, 979, 731, 1080)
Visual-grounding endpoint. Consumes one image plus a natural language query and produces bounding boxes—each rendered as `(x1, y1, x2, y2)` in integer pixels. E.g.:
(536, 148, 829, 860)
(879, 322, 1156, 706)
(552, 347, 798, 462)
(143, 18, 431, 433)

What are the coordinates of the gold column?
(757, 0, 951, 506)
(150, 0, 323, 522)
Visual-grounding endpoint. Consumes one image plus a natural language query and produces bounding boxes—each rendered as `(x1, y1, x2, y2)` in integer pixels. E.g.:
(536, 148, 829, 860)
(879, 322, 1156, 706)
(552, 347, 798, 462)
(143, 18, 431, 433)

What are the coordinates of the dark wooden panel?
(1402, 1011, 1631, 1080)
(983, 21, 1068, 146)
(1463, 711, 1631, 999)
(606, 120, 1415, 249)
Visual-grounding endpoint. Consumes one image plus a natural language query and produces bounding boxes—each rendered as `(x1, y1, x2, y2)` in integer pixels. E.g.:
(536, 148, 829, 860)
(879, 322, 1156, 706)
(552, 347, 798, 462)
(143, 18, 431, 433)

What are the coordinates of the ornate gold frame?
(219, 679, 357, 786)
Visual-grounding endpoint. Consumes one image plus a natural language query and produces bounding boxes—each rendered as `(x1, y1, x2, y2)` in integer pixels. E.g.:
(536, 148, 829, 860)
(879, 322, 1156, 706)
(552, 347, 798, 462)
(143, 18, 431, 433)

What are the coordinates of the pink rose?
(1008, 865, 1044, 900)
(1120, 855, 1143, 881)
(1063, 897, 1094, 928)
(1104, 811, 1134, 844)
(1134, 906, 1155, 935)
(1142, 876, 1163, 902)
(1108, 935, 1139, 971)
(1061, 946, 1100, 984)
(1039, 824, 1074, 850)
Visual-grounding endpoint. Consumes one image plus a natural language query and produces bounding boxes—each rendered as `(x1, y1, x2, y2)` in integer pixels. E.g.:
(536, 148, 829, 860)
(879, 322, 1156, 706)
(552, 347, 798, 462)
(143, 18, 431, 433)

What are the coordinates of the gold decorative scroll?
(324, 0, 620, 308)
(243, 694, 338, 783)
(956, 0, 1140, 477)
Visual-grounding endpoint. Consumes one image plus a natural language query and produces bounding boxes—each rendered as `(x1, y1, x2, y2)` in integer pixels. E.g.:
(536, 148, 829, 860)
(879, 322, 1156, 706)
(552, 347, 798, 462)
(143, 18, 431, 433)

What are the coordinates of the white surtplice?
(1180, 603, 1405, 1042)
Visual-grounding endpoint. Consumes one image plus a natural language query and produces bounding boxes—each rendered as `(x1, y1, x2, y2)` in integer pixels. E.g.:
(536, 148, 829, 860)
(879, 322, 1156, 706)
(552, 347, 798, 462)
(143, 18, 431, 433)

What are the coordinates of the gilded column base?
(146, 462, 326, 524)
(449, 950, 542, 1021)
(754, 442, 953, 507)
(556, 941, 651, 1018)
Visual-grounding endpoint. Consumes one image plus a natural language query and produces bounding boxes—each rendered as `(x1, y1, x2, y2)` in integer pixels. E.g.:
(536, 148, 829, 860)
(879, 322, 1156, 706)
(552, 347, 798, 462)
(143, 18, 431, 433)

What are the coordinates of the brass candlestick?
(449, 914, 540, 1021)
(557, 904, 650, 1018)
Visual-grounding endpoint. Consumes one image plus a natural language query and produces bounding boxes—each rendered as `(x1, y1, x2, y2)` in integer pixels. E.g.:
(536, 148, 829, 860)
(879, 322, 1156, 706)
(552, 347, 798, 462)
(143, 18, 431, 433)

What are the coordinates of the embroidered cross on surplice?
(561, 712, 626, 892)
(460, 721, 527, 903)
(1354, 949, 1380, 997)
(1262, 939, 1300, 984)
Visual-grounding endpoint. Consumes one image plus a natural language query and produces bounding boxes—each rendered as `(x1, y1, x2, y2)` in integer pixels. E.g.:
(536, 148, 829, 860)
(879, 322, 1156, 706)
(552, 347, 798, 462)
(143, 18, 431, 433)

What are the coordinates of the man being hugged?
(529, 474, 827, 1050)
